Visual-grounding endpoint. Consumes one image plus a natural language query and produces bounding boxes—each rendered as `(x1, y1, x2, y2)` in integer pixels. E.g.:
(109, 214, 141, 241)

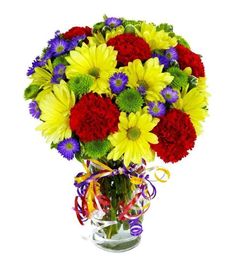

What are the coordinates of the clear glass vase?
(74, 160, 152, 252)
(91, 214, 141, 252)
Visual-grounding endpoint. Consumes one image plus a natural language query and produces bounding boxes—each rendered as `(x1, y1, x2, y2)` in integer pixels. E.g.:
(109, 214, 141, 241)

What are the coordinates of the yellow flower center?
(88, 67, 100, 79)
(115, 79, 123, 86)
(127, 127, 141, 141)
(165, 93, 172, 99)
(56, 45, 65, 53)
(66, 143, 73, 150)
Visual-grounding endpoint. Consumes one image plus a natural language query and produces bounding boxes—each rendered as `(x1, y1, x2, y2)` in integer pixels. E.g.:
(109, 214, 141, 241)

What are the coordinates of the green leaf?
(156, 23, 173, 32)
(176, 35, 190, 49)
(124, 24, 136, 34)
(24, 84, 40, 100)
(123, 220, 130, 231)
(93, 22, 105, 33)
(50, 142, 57, 149)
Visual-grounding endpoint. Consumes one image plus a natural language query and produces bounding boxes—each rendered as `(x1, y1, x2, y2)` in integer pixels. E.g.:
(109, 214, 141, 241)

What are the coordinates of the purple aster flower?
(29, 101, 41, 119)
(42, 49, 53, 61)
(105, 17, 122, 28)
(156, 54, 170, 69)
(161, 86, 179, 103)
(54, 30, 61, 37)
(27, 67, 35, 76)
(51, 74, 64, 84)
(53, 64, 66, 75)
(137, 86, 146, 96)
(148, 101, 166, 117)
(27, 56, 46, 76)
(109, 72, 128, 94)
(49, 37, 68, 57)
(48, 30, 62, 45)
(57, 138, 80, 160)
(68, 35, 86, 51)
(51, 64, 66, 84)
(165, 47, 178, 61)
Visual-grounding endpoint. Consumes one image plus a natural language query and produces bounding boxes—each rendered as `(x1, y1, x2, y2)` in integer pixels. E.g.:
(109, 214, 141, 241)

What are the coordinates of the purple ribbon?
(129, 218, 143, 236)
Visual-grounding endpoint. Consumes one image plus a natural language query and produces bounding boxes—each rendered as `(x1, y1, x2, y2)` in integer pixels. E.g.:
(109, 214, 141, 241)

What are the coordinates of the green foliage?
(24, 84, 40, 100)
(156, 23, 173, 32)
(176, 35, 190, 49)
(98, 174, 134, 238)
(101, 25, 112, 36)
(122, 19, 142, 30)
(50, 142, 57, 149)
(52, 55, 68, 67)
(188, 75, 198, 87)
(167, 67, 189, 90)
(74, 142, 87, 162)
(84, 139, 111, 159)
(93, 22, 105, 33)
(124, 24, 136, 34)
(117, 88, 143, 113)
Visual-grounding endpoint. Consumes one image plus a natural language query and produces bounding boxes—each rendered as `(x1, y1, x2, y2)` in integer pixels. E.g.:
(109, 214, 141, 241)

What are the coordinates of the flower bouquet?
(25, 16, 208, 252)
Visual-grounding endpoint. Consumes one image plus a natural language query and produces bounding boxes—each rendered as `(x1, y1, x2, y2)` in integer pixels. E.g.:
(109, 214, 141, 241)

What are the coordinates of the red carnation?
(175, 44, 205, 78)
(63, 26, 92, 40)
(151, 109, 196, 163)
(70, 93, 120, 142)
(107, 34, 151, 66)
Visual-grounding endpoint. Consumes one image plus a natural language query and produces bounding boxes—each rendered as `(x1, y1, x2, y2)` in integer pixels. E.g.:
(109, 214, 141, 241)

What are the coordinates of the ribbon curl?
(74, 160, 170, 236)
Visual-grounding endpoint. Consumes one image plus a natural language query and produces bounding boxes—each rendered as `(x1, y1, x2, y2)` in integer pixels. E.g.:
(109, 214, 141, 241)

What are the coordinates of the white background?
(0, 0, 235, 260)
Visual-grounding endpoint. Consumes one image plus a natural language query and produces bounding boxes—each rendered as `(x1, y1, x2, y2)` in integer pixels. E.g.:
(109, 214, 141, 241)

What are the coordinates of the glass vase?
(90, 170, 143, 252)
(74, 160, 153, 252)
(91, 214, 141, 252)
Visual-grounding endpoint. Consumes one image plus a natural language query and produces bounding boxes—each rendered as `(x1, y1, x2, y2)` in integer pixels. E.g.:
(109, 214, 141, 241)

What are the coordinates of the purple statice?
(57, 138, 80, 160)
(148, 101, 166, 117)
(51, 64, 66, 84)
(109, 72, 128, 94)
(165, 47, 178, 61)
(49, 37, 69, 57)
(137, 85, 146, 96)
(161, 86, 179, 103)
(29, 101, 41, 119)
(105, 17, 122, 28)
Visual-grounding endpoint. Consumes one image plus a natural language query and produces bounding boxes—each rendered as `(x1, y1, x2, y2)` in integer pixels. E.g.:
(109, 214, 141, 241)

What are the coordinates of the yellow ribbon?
(74, 160, 170, 218)
(154, 167, 171, 183)
(86, 181, 96, 215)
(89, 159, 113, 172)
(130, 176, 143, 185)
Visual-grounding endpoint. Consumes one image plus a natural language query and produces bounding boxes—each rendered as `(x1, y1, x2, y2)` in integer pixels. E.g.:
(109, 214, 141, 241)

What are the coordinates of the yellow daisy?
(137, 22, 177, 50)
(30, 60, 54, 90)
(107, 111, 159, 166)
(36, 80, 75, 143)
(66, 43, 117, 95)
(88, 26, 125, 46)
(123, 58, 173, 102)
(173, 77, 209, 134)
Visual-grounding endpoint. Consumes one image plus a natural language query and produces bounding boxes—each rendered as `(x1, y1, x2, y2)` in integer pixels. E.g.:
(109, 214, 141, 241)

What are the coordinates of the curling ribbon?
(129, 218, 143, 236)
(74, 159, 170, 230)
(154, 167, 171, 183)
